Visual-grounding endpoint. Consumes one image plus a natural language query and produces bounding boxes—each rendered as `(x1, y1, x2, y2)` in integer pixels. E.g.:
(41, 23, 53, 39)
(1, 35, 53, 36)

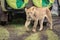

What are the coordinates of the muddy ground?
(0, 16, 60, 40)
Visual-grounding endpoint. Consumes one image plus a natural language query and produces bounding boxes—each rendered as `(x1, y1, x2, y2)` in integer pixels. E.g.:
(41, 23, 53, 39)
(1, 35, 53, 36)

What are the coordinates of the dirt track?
(0, 16, 60, 40)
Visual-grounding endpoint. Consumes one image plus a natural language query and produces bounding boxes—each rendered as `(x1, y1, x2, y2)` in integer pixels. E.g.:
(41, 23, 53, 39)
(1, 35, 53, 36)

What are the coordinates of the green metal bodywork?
(32, 0, 54, 8)
(0, 0, 28, 11)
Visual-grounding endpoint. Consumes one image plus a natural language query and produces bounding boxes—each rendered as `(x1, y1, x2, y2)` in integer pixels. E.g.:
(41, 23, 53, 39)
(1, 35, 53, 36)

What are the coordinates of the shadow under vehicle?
(0, 0, 26, 25)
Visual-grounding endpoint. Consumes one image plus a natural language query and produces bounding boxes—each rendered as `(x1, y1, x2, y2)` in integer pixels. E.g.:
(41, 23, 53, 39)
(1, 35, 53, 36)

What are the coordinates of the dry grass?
(0, 27, 9, 40)
(46, 29, 59, 40)
(25, 33, 40, 40)
(14, 25, 26, 36)
(8, 25, 27, 36)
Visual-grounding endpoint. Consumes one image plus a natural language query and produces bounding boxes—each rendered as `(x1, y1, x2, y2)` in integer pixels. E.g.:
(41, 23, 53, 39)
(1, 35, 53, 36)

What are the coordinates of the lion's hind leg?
(46, 8, 53, 30)
(46, 15, 53, 30)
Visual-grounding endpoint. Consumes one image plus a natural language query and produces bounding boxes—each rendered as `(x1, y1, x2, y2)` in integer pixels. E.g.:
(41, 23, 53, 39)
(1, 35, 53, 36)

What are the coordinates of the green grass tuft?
(25, 33, 40, 40)
(12, 25, 26, 36)
(16, 27, 26, 36)
(46, 30, 59, 40)
(0, 27, 9, 40)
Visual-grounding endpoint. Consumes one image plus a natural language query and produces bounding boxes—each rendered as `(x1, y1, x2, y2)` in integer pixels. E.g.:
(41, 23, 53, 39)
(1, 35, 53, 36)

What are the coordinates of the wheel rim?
(6, 0, 28, 9)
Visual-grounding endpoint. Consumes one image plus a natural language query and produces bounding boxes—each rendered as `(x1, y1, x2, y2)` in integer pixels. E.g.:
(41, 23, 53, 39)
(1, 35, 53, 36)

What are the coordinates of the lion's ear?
(25, 8, 28, 11)
(32, 7, 36, 11)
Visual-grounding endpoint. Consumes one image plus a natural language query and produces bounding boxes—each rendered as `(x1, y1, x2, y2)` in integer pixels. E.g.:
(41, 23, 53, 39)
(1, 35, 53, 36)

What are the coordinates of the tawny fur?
(25, 6, 52, 32)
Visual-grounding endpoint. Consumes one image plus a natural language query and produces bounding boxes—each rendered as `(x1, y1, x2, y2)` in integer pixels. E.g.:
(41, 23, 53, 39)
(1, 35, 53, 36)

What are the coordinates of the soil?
(0, 16, 60, 40)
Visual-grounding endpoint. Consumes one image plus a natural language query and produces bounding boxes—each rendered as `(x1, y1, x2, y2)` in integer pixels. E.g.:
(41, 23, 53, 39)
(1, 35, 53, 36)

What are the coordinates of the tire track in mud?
(53, 29, 60, 40)
(39, 31, 48, 40)
(53, 25, 60, 40)
(50, 16, 60, 35)
(52, 17, 60, 40)
(17, 32, 32, 40)
(53, 17, 60, 26)
(53, 28, 60, 36)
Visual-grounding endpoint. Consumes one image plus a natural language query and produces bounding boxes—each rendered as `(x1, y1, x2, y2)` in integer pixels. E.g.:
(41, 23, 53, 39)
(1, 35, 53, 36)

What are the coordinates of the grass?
(25, 33, 40, 40)
(0, 27, 9, 40)
(9, 24, 27, 36)
(59, 36, 60, 40)
(46, 29, 59, 40)
(15, 25, 26, 36)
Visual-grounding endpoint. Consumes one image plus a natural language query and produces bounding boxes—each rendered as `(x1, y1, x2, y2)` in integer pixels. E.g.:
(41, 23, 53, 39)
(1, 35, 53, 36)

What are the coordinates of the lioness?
(25, 6, 52, 32)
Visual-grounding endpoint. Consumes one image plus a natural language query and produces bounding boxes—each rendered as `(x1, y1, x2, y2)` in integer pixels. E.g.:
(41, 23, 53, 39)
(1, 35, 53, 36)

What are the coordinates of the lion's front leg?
(39, 17, 44, 31)
(32, 19, 38, 32)
(25, 20, 31, 31)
